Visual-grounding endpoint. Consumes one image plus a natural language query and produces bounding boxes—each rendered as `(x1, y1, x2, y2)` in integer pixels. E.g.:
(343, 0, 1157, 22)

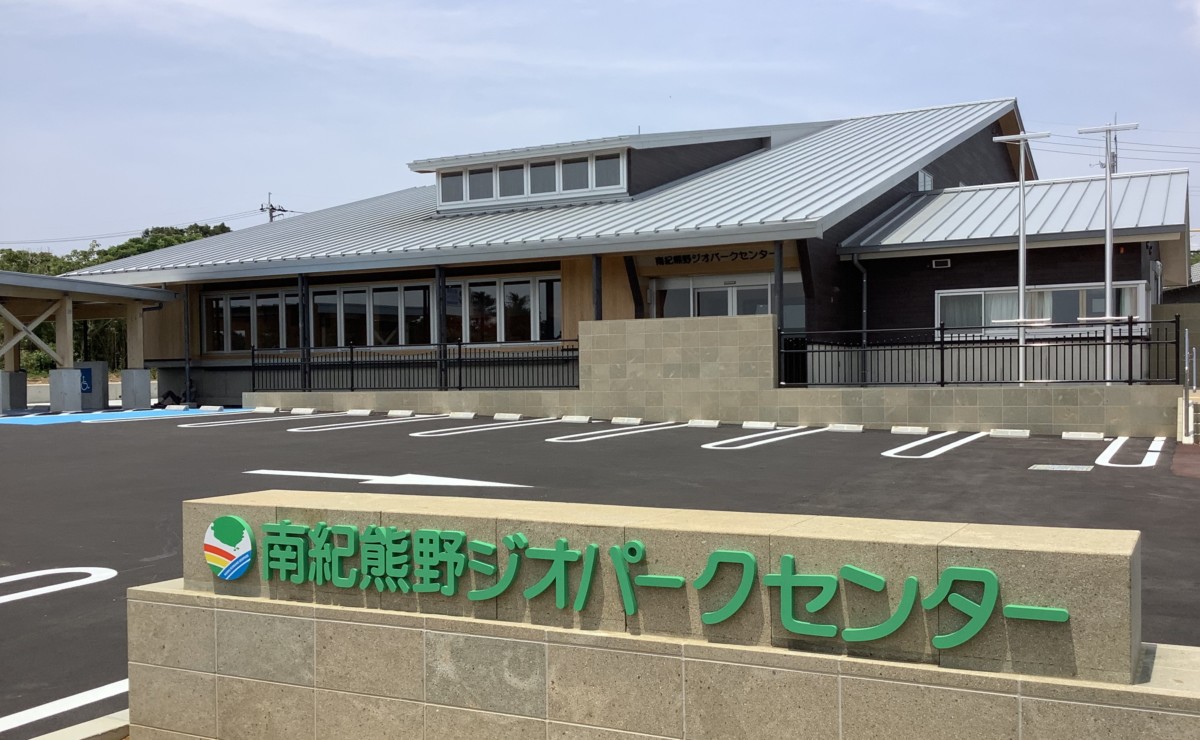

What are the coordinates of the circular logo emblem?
(204, 516, 255, 581)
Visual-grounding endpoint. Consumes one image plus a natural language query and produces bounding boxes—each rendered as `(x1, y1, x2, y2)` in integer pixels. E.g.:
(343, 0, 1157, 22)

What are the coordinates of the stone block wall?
(127, 491, 1200, 739)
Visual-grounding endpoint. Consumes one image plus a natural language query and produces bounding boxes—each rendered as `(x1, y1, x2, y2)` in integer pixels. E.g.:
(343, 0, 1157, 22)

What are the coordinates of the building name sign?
(205, 516, 1069, 650)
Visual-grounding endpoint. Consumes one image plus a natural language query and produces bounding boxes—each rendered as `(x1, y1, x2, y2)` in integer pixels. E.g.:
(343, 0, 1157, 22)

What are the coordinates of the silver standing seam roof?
(0, 270, 177, 302)
(842, 170, 1191, 255)
(68, 99, 1018, 285)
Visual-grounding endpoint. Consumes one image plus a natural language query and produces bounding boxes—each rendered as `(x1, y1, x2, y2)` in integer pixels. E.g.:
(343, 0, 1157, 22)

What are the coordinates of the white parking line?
(881, 431, 990, 459)
(83, 410, 255, 424)
(1095, 436, 1166, 468)
(0, 567, 119, 606)
(178, 412, 348, 428)
(286, 414, 451, 433)
(0, 679, 128, 734)
(702, 426, 833, 450)
(409, 417, 563, 437)
(545, 421, 689, 443)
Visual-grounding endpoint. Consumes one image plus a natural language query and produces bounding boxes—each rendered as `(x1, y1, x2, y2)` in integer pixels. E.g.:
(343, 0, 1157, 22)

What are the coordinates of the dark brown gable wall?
(865, 244, 1147, 329)
(627, 138, 767, 196)
(800, 119, 1020, 332)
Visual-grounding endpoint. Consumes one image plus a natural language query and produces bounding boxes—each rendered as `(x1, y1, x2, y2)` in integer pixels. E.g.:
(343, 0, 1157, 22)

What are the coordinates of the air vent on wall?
(931, 258, 951, 269)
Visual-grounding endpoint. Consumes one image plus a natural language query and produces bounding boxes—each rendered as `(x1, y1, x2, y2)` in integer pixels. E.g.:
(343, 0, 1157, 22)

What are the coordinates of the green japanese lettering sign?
(206, 518, 1069, 650)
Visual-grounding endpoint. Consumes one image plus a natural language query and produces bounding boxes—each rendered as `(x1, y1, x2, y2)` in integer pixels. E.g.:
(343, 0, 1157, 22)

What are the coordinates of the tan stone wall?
(129, 492, 1200, 739)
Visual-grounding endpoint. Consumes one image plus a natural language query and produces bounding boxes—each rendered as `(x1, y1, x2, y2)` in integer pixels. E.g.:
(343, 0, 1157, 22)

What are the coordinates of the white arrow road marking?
(245, 469, 529, 488)
(0, 567, 119, 606)
(1095, 436, 1166, 468)
(0, 679, 128, 734)
(881, 431, 990, 459)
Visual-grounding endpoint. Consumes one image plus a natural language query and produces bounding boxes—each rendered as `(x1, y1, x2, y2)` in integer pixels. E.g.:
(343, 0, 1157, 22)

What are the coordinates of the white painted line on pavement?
(179, 412, 349, 428)
(245, 469, 529, 487)
(410, 417, 562, 437)
(0, 680, 128, 734)
(0, 567, 118, 606)
(702, 426, 832, 450)
(286, 414, 450, 433)
(1095, 436, 1166, 468)
(85, 410, 256, 424)
(546, 421, 688, 443)
(881, 431, 990, 459)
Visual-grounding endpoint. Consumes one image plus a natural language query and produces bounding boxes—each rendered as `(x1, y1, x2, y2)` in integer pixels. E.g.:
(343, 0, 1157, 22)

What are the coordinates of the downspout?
(852, 254, 867, 385)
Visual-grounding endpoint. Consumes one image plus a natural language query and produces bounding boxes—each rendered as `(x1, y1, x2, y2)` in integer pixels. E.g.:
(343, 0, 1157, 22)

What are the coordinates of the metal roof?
(407, 121, 841, 172)
(0, 270, 178, 302)
(68, 98, 1018, 285)
(842, 169, 1191, 255)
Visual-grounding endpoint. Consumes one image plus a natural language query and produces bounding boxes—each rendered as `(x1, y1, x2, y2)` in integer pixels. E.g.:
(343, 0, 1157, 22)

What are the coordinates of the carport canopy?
(0, 270, 177, 371)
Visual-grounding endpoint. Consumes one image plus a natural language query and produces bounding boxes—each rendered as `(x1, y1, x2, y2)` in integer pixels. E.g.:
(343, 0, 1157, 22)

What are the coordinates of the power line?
(1029, 144, 1200, 165)
(0, 209, 263, 246)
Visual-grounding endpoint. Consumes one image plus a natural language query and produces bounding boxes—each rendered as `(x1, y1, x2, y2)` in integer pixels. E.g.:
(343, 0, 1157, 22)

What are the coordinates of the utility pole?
(260, 192, 293, 223)
(993, 130, 1051, 383)
(1078, 121, 1139, 383)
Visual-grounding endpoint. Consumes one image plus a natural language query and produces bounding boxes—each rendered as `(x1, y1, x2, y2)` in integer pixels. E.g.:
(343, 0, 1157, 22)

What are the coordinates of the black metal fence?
(780, 316, 1181, 386)
(252, 341, 579, 392)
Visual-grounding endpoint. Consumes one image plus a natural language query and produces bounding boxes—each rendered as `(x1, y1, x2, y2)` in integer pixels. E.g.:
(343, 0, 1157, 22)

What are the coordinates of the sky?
(1, 0, 1198, 254)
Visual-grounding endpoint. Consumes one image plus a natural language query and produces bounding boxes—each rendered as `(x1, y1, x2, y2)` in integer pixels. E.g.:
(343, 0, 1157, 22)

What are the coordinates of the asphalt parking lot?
(1, 408, 1198, 738)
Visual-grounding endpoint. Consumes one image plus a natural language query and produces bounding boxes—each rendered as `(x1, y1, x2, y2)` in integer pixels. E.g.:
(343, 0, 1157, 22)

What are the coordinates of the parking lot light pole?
(1078, 122, 1139, 383)
(993, 131, 1051, 383)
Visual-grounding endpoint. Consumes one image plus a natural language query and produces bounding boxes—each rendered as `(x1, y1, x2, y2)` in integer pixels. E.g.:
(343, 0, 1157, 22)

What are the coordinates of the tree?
(1, 223, 232, 372)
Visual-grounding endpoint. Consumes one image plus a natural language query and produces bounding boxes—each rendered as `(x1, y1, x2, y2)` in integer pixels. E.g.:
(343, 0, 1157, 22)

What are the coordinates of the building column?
(592, 254, 603, 321)
(125, 303, 145, 370)
(55, 298, 74, 369)
(0, 313, 17, 372)
(773, 240, 784, 329)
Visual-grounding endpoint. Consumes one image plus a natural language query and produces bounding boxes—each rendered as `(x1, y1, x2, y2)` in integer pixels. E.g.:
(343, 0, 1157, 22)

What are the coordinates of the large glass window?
(404, 286, 431, 344)
(561, 157, 588, 190)
(499, 165, 524, 197)
(538, 279, 562, 340)
(529, 161, 556, 194)
(735, 286, 770, 316)
(504, 281, 532, 342)
(204, 296, 225, 353)
(372, 288, 399, 346)
(440, 172, 464, 202)
(594, 154, 621, 188)
(284, 293, 300, 348)
(695, 289, 728, 317)
(229, 296, 252, 351)
(940, 294, 983, 329)
(342, 290, 368, 346)
(985, 292, 1018, 325)
(468, 168, 494, 200)
(312, 291, 339, 347)
(255, 294, 281, 349)
(656, 287, 691, 318)
(469, 282, 498, 342)
(781, 282, 806, 330)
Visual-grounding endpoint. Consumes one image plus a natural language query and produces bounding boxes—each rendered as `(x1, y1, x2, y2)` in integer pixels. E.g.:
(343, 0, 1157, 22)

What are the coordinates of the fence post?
(938, 322, 946, 387)
(1175, 314, 1183, 385)
(777, 329, 784, 387)
(1126, 316, 1134, 385)
(302, 347, 311, 392)
(349, 345, 356, 393)
(456, 340, 464, 391)
(250, 347, 257, 392)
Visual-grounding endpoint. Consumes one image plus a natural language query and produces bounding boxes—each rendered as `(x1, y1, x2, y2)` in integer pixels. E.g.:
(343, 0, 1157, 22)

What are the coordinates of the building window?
(538, 279, 562, 340)
(437, 152, 624, 208)
(284, 293, 300, 348)
(228, 296, 252, 351)
(440, 172, 464, 202)
(936, 282, 1144, 331)
(255, 294, 281, 349)
(504, 281, 532, 341)
(918, 169, 933, 192)
(468, 282, 498, 342)
(404, 286, 431, 344)
(372, 288, 399, 346)
(204, 296, 225, 353)
(651, 274, 805, 323)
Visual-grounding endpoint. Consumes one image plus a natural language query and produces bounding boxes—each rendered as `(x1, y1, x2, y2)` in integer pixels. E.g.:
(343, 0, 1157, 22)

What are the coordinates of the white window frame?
(934, 281, 1148, 336)
(917, 169, 933, 192)
(650, 273, 805, 319)
(437, 150, 627, 211)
